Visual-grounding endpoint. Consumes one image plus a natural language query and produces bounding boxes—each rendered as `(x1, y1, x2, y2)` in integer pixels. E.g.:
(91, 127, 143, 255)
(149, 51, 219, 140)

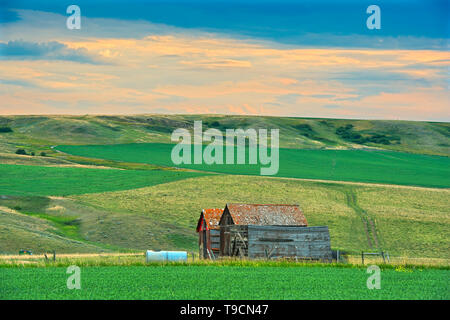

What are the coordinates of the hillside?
(0, 115, 449, 156)
(0, 114, 448, 260)
(0, 176, 448, 258)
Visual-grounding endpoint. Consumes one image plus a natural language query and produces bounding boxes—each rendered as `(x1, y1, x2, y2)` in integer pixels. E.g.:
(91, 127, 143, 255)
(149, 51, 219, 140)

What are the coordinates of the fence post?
(381, 251, 386, 264)
(337, 249, 340, 263)
(361, 251, 364, 265)
(53, 250, 56, 262)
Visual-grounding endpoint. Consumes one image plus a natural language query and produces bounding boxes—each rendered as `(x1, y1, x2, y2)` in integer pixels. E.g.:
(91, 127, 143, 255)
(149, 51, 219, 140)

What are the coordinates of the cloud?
(322, 104, 341, 109)
(180, 59, 252, 69)
(0, 9, 448, 120)
(0, 78, 35, 87)
(0, 40, 104, 64)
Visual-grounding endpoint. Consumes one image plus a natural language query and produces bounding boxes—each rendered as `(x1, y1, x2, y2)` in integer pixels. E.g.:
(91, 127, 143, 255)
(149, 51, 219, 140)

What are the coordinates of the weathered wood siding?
(210, 229, 220, 258)
(220, 225, 248, 257)
(247, 225, 332, 260)
(219, 209, 234, 226)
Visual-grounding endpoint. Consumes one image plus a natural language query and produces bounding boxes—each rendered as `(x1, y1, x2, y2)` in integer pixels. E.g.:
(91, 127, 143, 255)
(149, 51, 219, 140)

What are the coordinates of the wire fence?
(343, 252, 449, 267)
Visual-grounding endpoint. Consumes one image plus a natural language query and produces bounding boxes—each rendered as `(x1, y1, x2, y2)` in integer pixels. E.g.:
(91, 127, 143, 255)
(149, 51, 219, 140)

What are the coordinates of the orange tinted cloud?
(1, 32, 449, 120)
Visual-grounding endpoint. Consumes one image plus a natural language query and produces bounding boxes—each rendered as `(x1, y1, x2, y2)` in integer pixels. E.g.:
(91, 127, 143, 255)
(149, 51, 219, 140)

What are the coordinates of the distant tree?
(30, 151, 35, 156)
(294, 124, 314, 137)
(15, 149, 27, 155)
(0, 127, 13, 133)
(40, 152, 47, 157)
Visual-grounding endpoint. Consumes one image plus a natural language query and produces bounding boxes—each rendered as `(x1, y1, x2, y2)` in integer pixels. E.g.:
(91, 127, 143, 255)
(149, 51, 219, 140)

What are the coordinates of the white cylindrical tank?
(146, 250, 187, 262)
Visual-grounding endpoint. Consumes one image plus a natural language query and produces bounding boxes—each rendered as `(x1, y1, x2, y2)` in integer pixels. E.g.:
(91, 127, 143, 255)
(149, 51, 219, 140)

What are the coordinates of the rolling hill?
(0, 115, 449, 156)
(0, 114, 448, 260)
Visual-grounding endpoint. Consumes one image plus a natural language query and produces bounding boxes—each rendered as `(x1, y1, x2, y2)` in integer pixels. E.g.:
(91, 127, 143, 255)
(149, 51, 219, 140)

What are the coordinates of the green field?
(57, 143, 450, 188)
(0, 163, 206, 196)
(0, 114, 448, 264)
(0, 265, 448, 300)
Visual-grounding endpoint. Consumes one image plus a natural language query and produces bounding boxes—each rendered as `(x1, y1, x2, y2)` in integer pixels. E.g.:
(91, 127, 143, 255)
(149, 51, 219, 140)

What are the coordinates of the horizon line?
(0, 113, 448, 123)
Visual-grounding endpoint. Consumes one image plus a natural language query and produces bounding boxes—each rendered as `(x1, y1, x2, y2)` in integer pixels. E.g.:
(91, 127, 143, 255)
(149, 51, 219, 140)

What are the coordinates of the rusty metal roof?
(224, 203, 307, 226)
(196, 208, 224, 232)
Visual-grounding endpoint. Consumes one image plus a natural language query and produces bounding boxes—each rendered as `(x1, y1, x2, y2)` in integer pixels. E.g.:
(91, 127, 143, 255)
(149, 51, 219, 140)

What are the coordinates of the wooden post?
(361, 251, 364, 265)
(337, 250, 340, 263)
(381, 251, 386, 264)
(53, 250, 56, 262)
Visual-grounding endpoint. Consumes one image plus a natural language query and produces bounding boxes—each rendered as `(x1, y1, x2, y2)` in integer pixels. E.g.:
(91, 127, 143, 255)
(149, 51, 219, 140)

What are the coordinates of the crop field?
(57, 143, 450, 188)
(0, 163, 207, 196)
(0, 264, 448, 300)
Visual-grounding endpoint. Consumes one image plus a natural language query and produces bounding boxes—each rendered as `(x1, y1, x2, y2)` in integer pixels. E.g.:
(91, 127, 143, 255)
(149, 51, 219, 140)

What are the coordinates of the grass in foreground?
(0, 253, 448, 268)
(0, 264, 448, 300)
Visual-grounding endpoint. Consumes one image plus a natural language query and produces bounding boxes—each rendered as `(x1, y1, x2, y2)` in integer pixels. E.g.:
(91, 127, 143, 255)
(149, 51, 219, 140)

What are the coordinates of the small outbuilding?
(196, 208, 223, 259)
(219, 203, 332, 261)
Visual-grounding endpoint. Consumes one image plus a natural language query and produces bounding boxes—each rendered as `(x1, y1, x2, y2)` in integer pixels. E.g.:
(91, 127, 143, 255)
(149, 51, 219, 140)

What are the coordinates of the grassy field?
(0, 163, 207, 196)
(57, 143, 450, 188)
(0, 167, 447, 258)
(0, 114, 448, 263)
(0, 206, 108, 254)
(71, 175, 450, 258)
(1, 174, 447, 257)
(0, 264, 448, 300)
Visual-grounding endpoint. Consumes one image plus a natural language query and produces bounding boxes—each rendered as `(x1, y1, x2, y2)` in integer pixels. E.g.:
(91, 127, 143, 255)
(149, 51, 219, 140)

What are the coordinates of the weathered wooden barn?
(219, 203, 332, 261)
(196, 203, 332, 261)
(196, 208, 223, 259)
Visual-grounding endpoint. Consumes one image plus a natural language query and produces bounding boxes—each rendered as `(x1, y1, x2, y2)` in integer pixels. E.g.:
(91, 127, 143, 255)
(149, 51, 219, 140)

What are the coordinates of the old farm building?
(196, 208, 224, 259)
(196, 203, 332, 261)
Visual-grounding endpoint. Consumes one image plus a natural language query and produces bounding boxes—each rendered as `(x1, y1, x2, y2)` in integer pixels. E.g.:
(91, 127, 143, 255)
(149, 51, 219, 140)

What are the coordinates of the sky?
(0, 0, 449, 120)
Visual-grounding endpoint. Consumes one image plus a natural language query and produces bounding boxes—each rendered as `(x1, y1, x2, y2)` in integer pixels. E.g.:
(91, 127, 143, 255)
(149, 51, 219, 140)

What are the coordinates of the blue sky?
(2, 0, 448, 48)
